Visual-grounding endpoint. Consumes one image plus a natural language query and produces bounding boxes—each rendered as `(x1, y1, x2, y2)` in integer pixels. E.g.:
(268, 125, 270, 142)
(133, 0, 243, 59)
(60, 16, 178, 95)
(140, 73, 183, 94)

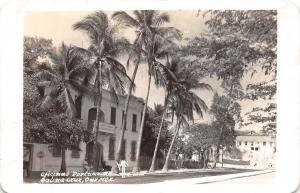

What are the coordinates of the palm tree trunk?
(93, 62, 103, 171)
(132, 73, 152, 173)
(162, 118, 180, 172)
(64, 88, 77, 118)
(149, 107, 166, 172)
(111, 62, 140, 174)
(60, 146, 66, 173)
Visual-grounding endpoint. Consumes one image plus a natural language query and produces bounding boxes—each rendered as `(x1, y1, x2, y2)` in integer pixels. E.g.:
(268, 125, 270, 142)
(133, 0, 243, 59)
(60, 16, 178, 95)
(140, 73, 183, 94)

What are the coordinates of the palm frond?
(112, 11, 140, 28)
(155, 27, 183, 41)
(153, 12, 170, 26)
(193, 82, 213, 91)
(35, 70, 56, 81)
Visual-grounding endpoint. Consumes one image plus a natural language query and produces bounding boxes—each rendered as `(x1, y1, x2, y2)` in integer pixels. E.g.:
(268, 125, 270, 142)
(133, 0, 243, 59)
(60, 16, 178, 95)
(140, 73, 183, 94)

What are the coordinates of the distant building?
(235, 131, 276, 168)
(24, 89, 144, 177)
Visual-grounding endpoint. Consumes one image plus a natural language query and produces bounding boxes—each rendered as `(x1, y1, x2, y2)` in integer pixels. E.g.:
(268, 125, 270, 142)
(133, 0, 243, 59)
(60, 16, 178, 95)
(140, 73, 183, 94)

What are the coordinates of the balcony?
(98, 122, 117, 134)
(79, 120, 117, 134)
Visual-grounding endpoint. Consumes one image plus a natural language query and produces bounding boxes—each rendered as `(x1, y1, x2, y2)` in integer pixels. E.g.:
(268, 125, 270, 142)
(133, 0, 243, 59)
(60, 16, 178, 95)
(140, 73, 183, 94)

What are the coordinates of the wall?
(26, 142, 86, 172)
(235, 136, 276, 168)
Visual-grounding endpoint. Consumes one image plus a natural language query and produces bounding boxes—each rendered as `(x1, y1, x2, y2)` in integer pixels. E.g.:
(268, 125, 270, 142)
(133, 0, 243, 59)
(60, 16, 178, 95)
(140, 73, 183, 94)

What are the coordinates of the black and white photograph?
(1, 1, 300, 192)
(22, 9, 277, 184)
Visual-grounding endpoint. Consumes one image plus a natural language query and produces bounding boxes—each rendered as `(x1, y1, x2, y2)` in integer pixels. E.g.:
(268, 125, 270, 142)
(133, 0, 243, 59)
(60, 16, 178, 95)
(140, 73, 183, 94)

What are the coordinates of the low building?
(235, 131, 276, 168)
(24, 89, 144, 177)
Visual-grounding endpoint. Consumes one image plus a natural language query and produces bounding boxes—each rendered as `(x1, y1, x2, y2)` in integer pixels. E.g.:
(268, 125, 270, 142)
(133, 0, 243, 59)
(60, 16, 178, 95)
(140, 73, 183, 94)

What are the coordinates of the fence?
(221, 159, 250, 165)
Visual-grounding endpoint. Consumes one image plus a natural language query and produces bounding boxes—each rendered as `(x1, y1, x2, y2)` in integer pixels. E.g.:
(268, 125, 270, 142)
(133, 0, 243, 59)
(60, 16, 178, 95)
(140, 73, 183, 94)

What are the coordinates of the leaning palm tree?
(161, 62, 212, 172)
(73, 11, 132, 171)
(111, 10, 182, 173)
(148, 57, 180, 172)
(36, 42, 94, 172)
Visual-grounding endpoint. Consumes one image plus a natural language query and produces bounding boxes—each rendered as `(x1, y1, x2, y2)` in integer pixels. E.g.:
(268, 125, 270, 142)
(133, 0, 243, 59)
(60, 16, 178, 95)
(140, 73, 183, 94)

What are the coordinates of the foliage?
(210, 94, 242, 149)
(24, 36, 54, 71)
(141, 105, 172, 158)
(35, 42, 94, 118)
(244, 103, 276, 134)
(24, 72, 92, 146)
(73, 11, 133, 104)
(181, 10, 276, 101)
(184, 124, 219, 152)
(162, 57, 212, 171)
(112, 10, 182, 173)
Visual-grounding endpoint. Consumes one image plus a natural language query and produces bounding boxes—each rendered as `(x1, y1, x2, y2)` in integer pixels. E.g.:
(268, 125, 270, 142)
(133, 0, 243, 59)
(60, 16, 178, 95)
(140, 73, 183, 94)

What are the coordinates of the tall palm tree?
(36, 42, 94, 172)
(111, 10, 182, 173)
(161, 62, 212, 172)
(149, 57, 180, 172)
(73, 11, 132, 171)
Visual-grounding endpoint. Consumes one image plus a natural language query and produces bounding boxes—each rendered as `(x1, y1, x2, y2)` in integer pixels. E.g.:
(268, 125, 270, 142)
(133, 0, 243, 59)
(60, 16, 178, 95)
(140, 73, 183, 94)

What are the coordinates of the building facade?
(24, 89, 144, 177)
(235, 132, 276, 168)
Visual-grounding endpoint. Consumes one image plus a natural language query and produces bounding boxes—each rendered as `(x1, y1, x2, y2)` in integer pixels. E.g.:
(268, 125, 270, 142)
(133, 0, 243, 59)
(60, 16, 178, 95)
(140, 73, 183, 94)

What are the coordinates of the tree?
(31, 42, 94, 172)
(73, 11, 132, 171)
(162, 62, 211, 172)
(244, 79, 276, 135)
(24, 36, 54, 72)
(209, 94, 241, 168)
(140, 105, 172, 158)
(202, 11, 277, 135)
(112, 10, 182, 173)
(149, 56, 210, 171)
(184, 124, 219, 168)
(36, 42, 93, 118)
(180, 11, 277, 165)
(24, 106, 91, 172)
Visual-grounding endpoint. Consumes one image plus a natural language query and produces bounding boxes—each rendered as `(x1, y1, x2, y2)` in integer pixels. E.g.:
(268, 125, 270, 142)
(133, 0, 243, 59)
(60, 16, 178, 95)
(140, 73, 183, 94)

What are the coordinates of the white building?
(235, 132, 276, 168)
(24, 89, 144, 177)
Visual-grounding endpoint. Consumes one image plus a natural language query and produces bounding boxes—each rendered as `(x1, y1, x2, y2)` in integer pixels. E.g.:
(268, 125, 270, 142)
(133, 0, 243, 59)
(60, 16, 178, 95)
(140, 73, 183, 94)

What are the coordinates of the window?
(245, 141, 248, 146)
(255, 147, 259, 151)
(132, 114, 137, 132)
(110, 107, 116, 125)
(263, 142, 266, 146)
(120, 140, 126, 160)
(251, 147, 254, 150)
(251, 142, 254, 146)
(52, 145, 62, 157)
(108, 137, 115, 160)
(130, 141, 136, 161)
(239, 141, 242, 146)
(122, 111, 126, 130)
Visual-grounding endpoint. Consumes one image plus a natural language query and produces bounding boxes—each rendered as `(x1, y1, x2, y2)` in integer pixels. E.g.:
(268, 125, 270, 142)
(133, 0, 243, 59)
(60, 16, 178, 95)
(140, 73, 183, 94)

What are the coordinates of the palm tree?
(161, 62, 212, 172)
(111, 10, 182, 173)
(72, 11, 132, 171)
(149, 57, 180, 172)
(36, 42, 94, 172)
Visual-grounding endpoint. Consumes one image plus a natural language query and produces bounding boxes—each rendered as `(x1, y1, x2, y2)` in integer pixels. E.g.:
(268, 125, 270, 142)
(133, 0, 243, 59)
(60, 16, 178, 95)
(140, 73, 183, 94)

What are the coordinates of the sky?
(24, 10, 272, 130)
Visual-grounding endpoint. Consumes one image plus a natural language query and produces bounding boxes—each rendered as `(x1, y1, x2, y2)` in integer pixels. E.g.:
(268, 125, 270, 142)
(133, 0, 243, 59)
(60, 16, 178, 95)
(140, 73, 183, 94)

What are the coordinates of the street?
(93, 168, 267, 184)
(211, 170, 275, 184)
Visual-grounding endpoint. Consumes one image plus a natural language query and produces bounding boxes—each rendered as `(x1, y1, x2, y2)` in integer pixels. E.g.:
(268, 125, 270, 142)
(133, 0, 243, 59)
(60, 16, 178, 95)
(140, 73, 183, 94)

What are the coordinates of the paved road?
(109, 168, 256, 184)
(211, 171, 275, 184)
